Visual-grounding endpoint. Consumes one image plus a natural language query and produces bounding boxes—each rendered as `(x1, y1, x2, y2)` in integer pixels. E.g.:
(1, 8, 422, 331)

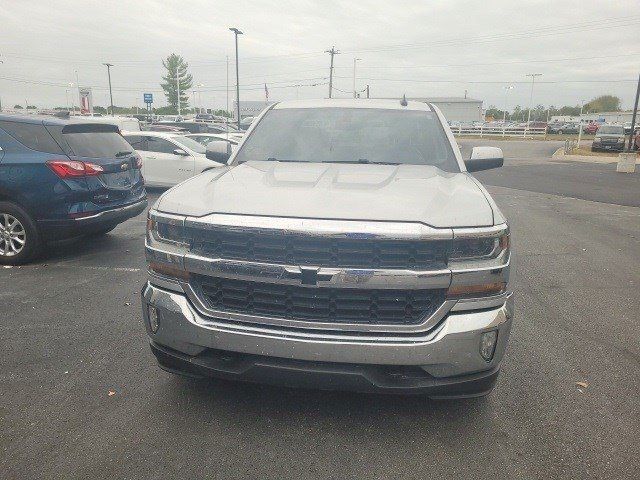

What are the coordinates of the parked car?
(183, 133, 239, 147)
(0, 115, 147, 264)
(142, 124, 188, 133)
(121, 131, 227, 187)
(73, 115, 141, 132)
(592, 124, 626, 152)
(583, 122, 600, 135)
(142, 99, 513, 398)
(548, 122, 579, 134)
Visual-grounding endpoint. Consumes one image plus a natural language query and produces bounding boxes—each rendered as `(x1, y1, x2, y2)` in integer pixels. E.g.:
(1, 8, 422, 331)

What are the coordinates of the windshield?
(171, 135, 206, 153)
(234, 108, 459, 171)
(598, 126, 624, 135)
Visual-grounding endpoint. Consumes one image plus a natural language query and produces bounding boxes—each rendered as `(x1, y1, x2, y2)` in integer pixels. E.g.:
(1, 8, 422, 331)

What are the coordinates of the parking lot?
(1, 140, 639, 479)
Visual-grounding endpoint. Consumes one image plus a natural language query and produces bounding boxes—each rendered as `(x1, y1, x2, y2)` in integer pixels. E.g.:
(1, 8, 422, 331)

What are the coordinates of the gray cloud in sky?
(1, 0, 638, 111)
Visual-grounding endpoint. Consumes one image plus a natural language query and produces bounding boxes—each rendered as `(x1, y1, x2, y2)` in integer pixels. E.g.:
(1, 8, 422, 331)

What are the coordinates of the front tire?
(0, 202, 41, 265)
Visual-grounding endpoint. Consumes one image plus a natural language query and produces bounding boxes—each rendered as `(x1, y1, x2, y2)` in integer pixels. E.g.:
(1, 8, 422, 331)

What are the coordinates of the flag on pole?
(265, 83, 269, 102)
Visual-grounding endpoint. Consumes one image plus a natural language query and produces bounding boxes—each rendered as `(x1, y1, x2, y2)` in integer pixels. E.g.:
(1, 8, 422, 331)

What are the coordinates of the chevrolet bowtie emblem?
(285, 267, 334, 286)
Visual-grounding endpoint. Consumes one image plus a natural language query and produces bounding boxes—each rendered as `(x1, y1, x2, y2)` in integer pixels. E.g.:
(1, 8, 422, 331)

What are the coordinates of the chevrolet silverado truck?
(141, 99, 513, 398)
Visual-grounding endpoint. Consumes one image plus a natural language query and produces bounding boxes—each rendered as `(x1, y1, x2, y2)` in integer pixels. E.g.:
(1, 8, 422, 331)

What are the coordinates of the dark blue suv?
(0, 114, 147, 264)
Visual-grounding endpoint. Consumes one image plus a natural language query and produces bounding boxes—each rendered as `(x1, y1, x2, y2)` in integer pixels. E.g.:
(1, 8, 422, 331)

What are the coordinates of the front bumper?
(592, 142, 624, 152)
(141, 282, 514, 395)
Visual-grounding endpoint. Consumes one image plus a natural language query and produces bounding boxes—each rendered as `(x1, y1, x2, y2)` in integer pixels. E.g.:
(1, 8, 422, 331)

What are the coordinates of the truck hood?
(156, 161, 495, 228)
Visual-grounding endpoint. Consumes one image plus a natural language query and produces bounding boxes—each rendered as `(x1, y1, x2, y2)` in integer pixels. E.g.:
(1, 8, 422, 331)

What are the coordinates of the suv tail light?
(47, 160, 104, 178)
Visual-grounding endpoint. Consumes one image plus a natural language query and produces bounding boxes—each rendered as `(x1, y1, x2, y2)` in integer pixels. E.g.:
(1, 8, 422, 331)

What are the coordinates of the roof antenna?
(400, 94, 408, 107)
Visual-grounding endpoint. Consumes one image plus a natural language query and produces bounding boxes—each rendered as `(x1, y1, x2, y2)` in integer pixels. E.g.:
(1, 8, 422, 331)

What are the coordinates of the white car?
(184, 133, 239, 147)
(121, 131, 225, 187)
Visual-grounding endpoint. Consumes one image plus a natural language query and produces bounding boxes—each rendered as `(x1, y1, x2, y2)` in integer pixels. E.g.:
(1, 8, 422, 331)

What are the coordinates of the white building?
(551, 111, 635, 125)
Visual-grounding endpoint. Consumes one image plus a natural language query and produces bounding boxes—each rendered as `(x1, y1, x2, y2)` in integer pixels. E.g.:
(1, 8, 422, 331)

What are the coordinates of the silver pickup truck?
(142, 99, 513, 399)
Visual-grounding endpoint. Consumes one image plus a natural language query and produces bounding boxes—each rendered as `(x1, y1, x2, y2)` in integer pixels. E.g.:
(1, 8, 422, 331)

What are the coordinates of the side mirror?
(173, 148, 189, 156)
(206, 140, 232, 163)
(465, 146, 504, 172)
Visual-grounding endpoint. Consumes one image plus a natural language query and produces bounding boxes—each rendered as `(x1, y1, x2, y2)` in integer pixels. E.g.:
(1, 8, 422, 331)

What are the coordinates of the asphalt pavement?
(1, 141, 639, 479)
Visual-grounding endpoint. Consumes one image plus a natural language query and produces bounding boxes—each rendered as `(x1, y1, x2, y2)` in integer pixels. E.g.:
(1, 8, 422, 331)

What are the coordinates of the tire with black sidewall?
(0, 201, 41, 265)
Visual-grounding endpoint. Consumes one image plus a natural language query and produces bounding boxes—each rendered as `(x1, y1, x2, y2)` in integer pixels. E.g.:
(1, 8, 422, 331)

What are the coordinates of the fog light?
(480, 330, 498, 361)
(148, 305, 160, 333)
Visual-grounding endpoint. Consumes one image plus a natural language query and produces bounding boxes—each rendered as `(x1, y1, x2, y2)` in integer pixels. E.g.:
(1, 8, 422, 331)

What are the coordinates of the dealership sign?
(79, 87, 93, 114)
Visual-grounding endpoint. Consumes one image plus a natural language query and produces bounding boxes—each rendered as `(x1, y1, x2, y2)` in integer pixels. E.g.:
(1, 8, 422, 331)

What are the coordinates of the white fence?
(451, 125, 547, 138)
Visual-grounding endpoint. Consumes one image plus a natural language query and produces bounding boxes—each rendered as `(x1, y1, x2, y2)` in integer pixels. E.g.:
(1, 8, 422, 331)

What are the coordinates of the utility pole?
(366, 84, 370, 99)
(226, 55, 229, 117)
(525, 73, 542, 136)
(353, 57, 361, 98)
(229, 27, 243, 130)
(102, 63, 114, 116)
(627, 73, 639, 152)
(75, 70, 80, 114)
(325, 46, 339, 98)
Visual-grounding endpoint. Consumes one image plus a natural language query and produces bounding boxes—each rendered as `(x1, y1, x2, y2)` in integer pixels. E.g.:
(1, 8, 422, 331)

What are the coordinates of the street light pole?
(229, 27, 243, 130)
(69, 82, 75, 114)
(627, 73, 640, 153)
(525, 73, 542, 136)
(503, 85, 514, 123)
(353, 58, 361, 98)
(577, 99, 586, 147)
(103, 63, 114, 116)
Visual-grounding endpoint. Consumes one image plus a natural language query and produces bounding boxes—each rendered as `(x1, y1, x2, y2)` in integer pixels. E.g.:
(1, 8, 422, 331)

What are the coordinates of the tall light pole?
(196, 83, 204, 113)
(525, 73, 542, 135)
(503, 85, 514, 123)
(102, 63, 114, 116)
(229, 27, 243, 130)
(69, 82, 76, 114)
(626, 73, 639, 153)
(353, 58, 361, 98)
(576, 99, 586, 147)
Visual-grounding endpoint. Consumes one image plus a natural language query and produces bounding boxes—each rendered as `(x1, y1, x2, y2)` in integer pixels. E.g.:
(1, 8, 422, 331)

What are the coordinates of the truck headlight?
(450, 227, 509, 262)
(146, 212, 188, 245)
(448, 226, 510, 299)
(594, 137, 601, 142)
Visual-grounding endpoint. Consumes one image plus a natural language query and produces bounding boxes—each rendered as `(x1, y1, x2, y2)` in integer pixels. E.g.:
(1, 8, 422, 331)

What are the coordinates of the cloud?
(1, 0, 638, 109)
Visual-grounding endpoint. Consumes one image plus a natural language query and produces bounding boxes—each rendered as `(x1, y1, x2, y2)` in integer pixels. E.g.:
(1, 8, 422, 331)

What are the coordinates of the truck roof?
(272, 99, 434, 111)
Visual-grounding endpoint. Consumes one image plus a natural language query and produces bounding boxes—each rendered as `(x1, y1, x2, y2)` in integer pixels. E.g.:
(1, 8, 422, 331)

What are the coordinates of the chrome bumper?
(142, 282, 514, 378)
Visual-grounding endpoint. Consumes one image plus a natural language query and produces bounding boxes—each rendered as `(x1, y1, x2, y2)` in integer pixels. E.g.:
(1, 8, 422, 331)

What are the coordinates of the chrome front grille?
(193, 274, 447, 325)
(189, 228, 449, 270)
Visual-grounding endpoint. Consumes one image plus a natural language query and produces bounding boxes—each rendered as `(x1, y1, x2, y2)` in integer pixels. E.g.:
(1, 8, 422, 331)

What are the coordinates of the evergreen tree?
(161, 53, 193, 112)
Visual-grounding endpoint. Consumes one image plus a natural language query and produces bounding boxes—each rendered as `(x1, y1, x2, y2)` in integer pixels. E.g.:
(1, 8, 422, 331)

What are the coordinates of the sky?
(1, 0, 639, 112)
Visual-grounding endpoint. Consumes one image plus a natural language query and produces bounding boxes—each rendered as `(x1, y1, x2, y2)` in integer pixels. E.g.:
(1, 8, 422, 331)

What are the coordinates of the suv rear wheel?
(0, 202, 41, 265)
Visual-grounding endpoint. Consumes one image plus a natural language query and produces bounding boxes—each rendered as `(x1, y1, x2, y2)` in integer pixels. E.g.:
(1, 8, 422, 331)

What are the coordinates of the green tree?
(93, 106, 107, 114)
(584, 95, 621, 112)
(14, 104, 23, 109)
(161, 53, 193, 111)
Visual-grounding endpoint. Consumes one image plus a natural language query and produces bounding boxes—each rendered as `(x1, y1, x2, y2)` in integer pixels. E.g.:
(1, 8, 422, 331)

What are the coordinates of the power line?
(334, 52, 640, 70)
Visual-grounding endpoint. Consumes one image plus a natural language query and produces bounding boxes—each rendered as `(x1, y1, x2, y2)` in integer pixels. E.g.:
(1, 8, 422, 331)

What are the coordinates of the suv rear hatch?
(46, 123, 144, 205)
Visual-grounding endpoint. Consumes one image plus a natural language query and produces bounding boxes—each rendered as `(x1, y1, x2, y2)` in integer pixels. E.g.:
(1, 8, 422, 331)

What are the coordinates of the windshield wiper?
(114, 151, 133, 157)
